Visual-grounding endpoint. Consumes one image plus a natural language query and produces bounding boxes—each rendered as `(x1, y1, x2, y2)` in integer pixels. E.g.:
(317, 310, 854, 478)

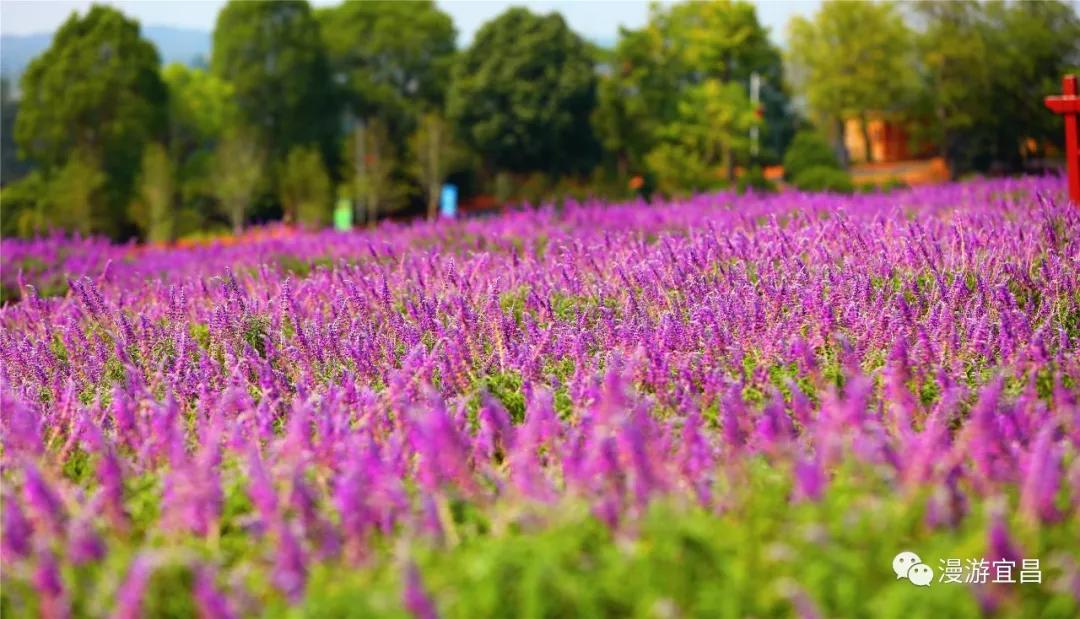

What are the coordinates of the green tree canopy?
(647, 79, 759, 193)
(409, 112, 459, 221)
(15, 5, 166, 236)
(1, 78, 32, 185)
(342, 118, 410, 227)
(782, 130, 841, 181)
(593, 26, 677, 175)
(129, 142, 175, 243)
(280, 145, 332, 229)
(162, 64, 237, 158)
(786, 0, 915, 164)
(161, 65, 239, 234)
(211, 127, 265, 235)
(660, 0, 779, 84)
(447, 7, 599, 175)
(913, 0, 1080, 173)
(595, 0, 791, 179)
(212, 0, 338, 165)
(317, 0, 456, 139)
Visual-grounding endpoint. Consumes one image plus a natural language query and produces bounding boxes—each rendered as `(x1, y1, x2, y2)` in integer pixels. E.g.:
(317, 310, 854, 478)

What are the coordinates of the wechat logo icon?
(893, 551, 933, 587)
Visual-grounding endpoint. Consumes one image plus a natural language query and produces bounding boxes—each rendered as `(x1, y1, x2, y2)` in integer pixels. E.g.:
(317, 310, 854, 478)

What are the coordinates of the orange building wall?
(844, 116, 912, 163)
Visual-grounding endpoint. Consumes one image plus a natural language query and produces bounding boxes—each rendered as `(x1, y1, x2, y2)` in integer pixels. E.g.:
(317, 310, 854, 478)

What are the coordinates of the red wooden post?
(1044, 74, 1080, 204)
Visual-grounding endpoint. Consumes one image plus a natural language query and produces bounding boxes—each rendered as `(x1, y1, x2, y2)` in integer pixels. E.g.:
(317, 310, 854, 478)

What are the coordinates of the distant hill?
(1, 25, 211, 87)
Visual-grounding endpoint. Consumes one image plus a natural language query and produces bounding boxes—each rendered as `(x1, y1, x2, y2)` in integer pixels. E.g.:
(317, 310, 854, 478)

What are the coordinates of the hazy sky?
(0, 0, 820, 45)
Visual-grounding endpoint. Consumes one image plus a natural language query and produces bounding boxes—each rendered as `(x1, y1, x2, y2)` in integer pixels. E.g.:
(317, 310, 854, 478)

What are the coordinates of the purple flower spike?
(402, 562, 438, 619)
(1019, 424, 1062, 524)
(793, 455, 825, 502)
(23, 463, 66, 535)
(271, 524, 307, 602)
(68, 516, 106, 565)
(34, 547, 70, 619)
(2, 492, 33, 561)
(194, 565, 237, 619)
(113, 555, 154, 619)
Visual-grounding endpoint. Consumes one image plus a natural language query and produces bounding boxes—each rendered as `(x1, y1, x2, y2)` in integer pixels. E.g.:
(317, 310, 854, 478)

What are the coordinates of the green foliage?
(408, 113, 459, 221)
(343, 119, 411, 227)
(15, 5, 167, 237)
(0, 172, 48, 238)
(882, 177, 909, 192)
(1, 78, 32, 185)
(161, 64, 238, 233)
(210, 127, 264, 235)
(162, 64, 237, 155)
(279, 145, 332, 229)
(129, 142, 175, 243)
(911, 0, 1080, 174)
(782, 131, 841, 181)
(448, 7, 599, 175)
(296, 462, 1078, 618)
(211, 0, 338, 165)
(481, 370, 526, 424)
(143, 562, 198, 619)
(317, 0, 456, 139)
(45, 148, 108, 235)
(791, 165, 855, 194)
(595, 1, 793, 180)
(786, 0, 915, 164)
(644, 143, 718, 197)
(735, 165, 776, 194)
(241, 314, 270, 357)
(592, 28, 670, 177)
(648, 78, 759, 193)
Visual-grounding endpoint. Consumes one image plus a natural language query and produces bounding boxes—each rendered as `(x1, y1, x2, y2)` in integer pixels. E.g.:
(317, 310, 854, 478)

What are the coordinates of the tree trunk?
(427, 185, 439, 221)
(722, 141, 734, 183)
(860, 112, 874, 164)
(833, 117, 849, 168)
(428, 121, 440, 221)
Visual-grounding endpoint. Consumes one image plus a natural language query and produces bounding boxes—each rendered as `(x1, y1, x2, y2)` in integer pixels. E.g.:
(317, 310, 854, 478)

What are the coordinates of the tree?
(211, 128, 264, 235)
(15, 5, 167, 236)
(594, 0, 791, 183)
(647, 79, 759, 193)
(45, 148, 107, 236)
(212, 0, 338, 165)
(162, 64, 237, 161)
(343, 118, 408, 227)
(317, 0, 456, 140)
(162, 64, 239, 235)
(913, 0, 1080, 174)
(129, 143, 175, 243)
(786, 1, 915, 165)
(409, 113, 456, 221)
(660, 0, 779, 84)
(909, 1, 990, 173)
(0, 173, 48, 238)
(644, 143, 714, 197)
(1, 78, 32, 185)
(447, 8, 599, 175)
(593, 27, 676, 177)
(280, 146, 332, 229)
(678, 80, 758, 177)
(782, 131, 841, 181)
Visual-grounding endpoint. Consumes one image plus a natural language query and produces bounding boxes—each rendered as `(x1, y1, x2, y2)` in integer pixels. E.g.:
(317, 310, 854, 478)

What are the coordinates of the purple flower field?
(2, 177, 1079, 617)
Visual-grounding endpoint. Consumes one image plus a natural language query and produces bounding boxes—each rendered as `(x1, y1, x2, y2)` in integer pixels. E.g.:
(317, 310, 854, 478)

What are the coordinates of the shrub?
(881, 177, 909, 192)
(782, 131, 841, 181)
(736, 165, 777, 194)
(791, 165, 854, 193)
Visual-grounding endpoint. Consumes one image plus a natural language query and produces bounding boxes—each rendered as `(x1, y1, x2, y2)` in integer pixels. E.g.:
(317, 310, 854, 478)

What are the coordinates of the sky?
(0, 0, 820, 45)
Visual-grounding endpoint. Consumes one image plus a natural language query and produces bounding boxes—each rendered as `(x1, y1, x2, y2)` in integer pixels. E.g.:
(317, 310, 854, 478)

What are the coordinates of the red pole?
(1044, 74, 1080, 204)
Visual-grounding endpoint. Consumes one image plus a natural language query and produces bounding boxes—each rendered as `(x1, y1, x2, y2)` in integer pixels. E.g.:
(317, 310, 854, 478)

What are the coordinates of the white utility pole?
(750, 72, 761, 158)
